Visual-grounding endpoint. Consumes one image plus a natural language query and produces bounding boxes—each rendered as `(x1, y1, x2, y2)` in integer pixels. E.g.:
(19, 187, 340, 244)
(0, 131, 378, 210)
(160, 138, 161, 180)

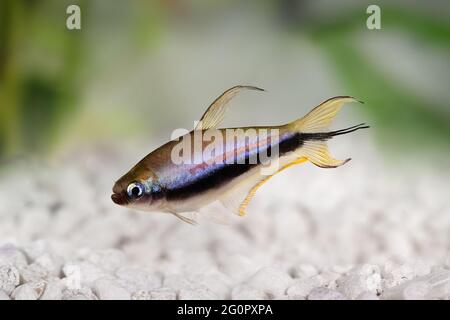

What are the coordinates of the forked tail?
(287, 96, 369, 168)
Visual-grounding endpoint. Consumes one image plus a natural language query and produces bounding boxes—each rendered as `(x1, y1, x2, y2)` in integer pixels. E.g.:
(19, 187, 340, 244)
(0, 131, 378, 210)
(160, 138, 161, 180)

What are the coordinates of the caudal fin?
(290, 96, 361, 132)
(289, 96, 368, 168)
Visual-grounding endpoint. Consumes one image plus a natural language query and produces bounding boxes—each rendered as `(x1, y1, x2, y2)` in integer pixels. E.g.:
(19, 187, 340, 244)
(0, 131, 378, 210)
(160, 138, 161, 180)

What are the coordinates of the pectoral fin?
(171, 211, 198, 225)
(195, 85, 265, 130)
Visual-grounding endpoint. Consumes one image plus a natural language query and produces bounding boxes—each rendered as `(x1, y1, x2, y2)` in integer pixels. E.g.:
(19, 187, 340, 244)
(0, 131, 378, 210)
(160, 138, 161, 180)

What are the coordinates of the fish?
(111, 85, 369, 224)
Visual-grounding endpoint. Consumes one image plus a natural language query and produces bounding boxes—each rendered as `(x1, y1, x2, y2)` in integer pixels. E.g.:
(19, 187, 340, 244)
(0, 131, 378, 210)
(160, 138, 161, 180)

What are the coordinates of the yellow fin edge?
(238, 157, 308, 216)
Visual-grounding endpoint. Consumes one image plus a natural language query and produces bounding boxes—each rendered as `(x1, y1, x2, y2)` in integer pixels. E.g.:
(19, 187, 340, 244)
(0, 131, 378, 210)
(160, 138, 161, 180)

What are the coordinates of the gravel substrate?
(0, 141, 449, 300)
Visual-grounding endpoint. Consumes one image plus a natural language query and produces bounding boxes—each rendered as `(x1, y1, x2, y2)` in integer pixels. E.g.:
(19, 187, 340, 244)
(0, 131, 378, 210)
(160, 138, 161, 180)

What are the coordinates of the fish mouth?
(111, 192, 128, 205)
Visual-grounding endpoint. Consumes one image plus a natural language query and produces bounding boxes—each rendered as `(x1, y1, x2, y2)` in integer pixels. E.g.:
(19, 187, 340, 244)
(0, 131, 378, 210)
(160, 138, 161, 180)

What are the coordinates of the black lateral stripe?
(166, 161, 257, 200)
(166, 132, 303, 200)
(301, 123, 369, 141)
(329, 123, 370, 137)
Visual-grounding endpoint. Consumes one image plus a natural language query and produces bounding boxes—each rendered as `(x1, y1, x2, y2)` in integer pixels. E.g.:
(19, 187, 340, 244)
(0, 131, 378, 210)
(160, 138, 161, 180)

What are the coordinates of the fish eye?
(127, 182, 144, 199)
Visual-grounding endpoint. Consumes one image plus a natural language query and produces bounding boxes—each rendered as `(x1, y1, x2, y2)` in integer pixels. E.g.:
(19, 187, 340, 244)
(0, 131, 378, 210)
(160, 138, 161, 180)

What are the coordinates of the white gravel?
(0, 140, 449, 300)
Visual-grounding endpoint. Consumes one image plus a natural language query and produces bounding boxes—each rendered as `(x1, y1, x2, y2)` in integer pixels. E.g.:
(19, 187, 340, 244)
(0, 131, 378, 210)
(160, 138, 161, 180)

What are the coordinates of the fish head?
(111, 166, 164, 211)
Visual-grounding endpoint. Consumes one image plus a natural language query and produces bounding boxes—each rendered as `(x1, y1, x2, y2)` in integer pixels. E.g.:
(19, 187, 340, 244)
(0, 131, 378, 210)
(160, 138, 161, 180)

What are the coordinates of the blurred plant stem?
(0, 1, 165, 161)
(306, 6, 450, 153)
(0, 0, 23, 156)
(0, 0, 86, 159)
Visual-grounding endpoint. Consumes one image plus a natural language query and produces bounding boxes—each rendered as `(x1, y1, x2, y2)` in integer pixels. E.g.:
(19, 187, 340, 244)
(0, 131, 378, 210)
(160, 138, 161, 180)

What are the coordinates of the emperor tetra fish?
(112, 86, 369, 224)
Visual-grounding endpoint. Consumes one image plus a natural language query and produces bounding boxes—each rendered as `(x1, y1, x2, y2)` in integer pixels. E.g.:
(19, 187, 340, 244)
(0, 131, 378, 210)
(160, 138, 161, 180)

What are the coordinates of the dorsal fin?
(195, 85, 265, 130)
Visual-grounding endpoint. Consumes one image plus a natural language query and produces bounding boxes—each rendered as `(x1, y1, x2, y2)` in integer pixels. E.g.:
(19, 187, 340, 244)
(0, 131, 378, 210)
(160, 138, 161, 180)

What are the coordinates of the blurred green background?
(0, 0, 449, 163)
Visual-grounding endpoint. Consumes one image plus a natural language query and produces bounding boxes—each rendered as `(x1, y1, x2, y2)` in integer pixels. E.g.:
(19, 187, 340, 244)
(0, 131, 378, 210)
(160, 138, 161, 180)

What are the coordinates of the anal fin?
(221, 157, 308, 216)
